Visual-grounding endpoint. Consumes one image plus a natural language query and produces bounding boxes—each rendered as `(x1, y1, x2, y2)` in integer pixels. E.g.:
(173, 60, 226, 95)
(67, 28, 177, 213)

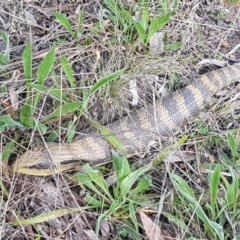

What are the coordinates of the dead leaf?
(90, 49, 101, 73)
(139, 210, 174, 240)
(25, 11, 37, 25)
(149, 32, 164, 55)
(166, 151, 195, 163)
(1, 99, 16, 118)
(9, 86, 19, 112)
(208, 155, 216, 163)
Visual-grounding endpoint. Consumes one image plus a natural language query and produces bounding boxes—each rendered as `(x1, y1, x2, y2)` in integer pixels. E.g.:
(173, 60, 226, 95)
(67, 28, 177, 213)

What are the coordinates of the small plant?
(74, 151, 152, 239)
(196, 120, 209, 135)
(167, 73, 182, 89)
(53, 8, 84, 39)
(20, 41, 124, 139)
(133, 8, 171, 45)
(169, 132, 240, 239)
(217, 10, 226, 19)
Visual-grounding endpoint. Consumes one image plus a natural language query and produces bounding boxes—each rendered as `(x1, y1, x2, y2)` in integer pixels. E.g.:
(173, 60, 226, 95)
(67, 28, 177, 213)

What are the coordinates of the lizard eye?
(31, 163, 51, 169)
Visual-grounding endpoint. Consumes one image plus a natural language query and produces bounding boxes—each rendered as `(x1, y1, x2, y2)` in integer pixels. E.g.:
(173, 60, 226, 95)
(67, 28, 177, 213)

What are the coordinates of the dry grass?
(0, 0, 240, 239)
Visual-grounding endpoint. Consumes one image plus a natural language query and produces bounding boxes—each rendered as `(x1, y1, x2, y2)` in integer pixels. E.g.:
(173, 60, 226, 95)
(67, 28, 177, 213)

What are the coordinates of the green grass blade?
(104, 0, 119, 16)
(120, 166, 150, 198)
(112, 151, 131, 186)
(130, 176, 151, 195)
(66, 120, 76, 142)
(46, 102, 82, 119)
(141, 9, 149, 32)
(29, 83, 68, 102)
(82, 164, 113, 201)
(84, 194, 108, 208)
(133, 20, 146, 43)
(1, 115, 23, 128)
(75, 172, 107, 200)
(164, 41, 182, 51)
(129, 200, 138, 232)
(22, 42, 32, 95)
(208, 221, 224, 240)
(60, 56, 75, 88)
(75, 7, 84, 37)
(10, 208, 87, 226)
(53, 13, 74, 36)
(0, 54, 8, 65)
(88, 119, 124, 150)
(227, 133, 239, 164)
(20, 100, 34, 127)
(37, 43, 56, 84)
(1, 31, 10, 63)
(147, 12, 171, 43)
(209, 164, 221, 217)
(90, 68, 125, 95)
(2, 140, 15, 161)
(170, 173, 224, 238)
(80, 69, 125, 115)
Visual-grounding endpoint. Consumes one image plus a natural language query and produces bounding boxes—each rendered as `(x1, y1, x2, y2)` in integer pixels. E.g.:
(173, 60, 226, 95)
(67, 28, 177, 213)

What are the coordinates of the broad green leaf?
(46, 102, 82, 119)
(227, 133, 239, 162)
(0, 54, 8, 65)
(225, 184, 235, 208)
(88, 120, 124, 151)
(141, 9, 149, 32)
(210, 164, 221, 214)
(20, 100, 34, 127)
(133, 20, 146, 43)
(36, 121, 47, 134)
(120, 166, 150, 198)
(170, 173, 215, 229)
(224, 165, 239, 210)
(170, 173, 194, 198)
(47, 129, 60, 142)
(1, 114, 23, 128)
(163, 212, 187, 229)
(80, 69, 125, 115)
(116, 156, 131, 188)
(10, 207, 86, 226)
(209, 221, 224, 240)
(2, 140, 15, 161)
(82, 164, 113, 201)
(147, 12, 171, 43)
(84, 194, 108, 208)
(130, 176, 151, 195)
(22, 42, 32, 94)
(75, 172, 106, 199)
(37, 43, 56, 84)
(29, 83, 68, 102)
(129, 200, 138, 231)
(67, 120, 76, 142)
(112, 151, 130, 187)
(90, 69, 125, 95)
(164, 41, 182, 51)
(53, 13, 74, 36)
(60, 56, 75, 88)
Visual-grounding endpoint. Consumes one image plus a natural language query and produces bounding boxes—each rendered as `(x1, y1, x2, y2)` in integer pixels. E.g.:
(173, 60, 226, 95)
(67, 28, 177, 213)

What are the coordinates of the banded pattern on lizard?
(12, 63, 240, 175)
